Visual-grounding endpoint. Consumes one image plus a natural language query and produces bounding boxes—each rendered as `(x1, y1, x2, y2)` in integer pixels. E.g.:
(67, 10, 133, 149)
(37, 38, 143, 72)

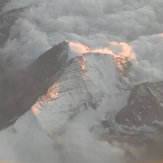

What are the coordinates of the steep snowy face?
(31, 41, 130, 134)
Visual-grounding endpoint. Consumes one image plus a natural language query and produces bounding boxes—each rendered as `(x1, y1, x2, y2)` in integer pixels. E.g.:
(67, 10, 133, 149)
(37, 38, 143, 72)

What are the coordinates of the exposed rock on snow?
(115, 81, 163, 127)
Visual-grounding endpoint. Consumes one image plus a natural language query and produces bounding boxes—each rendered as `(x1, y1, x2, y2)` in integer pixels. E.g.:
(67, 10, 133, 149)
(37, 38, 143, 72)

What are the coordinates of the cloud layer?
(0, 110, 125, 163)
(1, 0, 163, 81)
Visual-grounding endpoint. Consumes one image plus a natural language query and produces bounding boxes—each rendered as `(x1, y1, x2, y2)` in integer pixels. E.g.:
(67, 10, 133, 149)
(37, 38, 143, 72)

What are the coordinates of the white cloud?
(2, 0, 163, 79)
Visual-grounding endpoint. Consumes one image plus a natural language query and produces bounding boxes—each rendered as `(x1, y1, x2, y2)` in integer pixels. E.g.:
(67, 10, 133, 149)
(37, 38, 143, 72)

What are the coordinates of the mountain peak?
(0, 40, 130, 132)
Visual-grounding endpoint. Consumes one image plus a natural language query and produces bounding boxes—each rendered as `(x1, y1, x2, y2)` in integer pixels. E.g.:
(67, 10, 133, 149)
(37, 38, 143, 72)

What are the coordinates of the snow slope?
(0, 41, 129, 163)
(32, 41, 130, 134)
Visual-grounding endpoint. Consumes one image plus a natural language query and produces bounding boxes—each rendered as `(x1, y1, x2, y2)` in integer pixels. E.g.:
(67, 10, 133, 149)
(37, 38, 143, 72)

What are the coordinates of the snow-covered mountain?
(1, 1, 163, 163)
(0, 33, 163, 163)
(0, 41, 130, 163)
(32, 41, 131, 134)
(0, 41, 129, 131)
(1, 40, 163, 162)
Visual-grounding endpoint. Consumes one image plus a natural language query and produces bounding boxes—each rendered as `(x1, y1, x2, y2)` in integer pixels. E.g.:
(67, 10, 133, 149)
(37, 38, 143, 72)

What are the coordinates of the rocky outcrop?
(115, 81, 163, 127)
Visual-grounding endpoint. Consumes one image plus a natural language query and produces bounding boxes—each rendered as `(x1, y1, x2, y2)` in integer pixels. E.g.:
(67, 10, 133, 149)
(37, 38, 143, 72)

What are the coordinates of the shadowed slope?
(0, 41, 69, 129)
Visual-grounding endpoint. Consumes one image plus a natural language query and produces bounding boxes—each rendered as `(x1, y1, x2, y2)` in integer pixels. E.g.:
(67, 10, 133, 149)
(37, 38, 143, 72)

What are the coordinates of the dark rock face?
(0, 41, 69, 129)
(115, 81, 163, 127)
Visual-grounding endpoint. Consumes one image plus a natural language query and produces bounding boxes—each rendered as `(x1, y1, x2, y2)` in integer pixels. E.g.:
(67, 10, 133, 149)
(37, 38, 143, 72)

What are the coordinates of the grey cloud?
(2, 0, 163, 82)
(1, 0, 163, 84)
